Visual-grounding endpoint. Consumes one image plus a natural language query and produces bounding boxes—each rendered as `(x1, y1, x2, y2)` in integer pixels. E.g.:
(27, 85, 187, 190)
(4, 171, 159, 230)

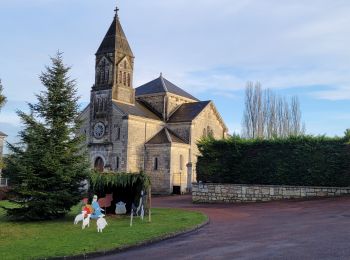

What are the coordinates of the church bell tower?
(89, 5, 135, 171)
(93, 5, 135, 104)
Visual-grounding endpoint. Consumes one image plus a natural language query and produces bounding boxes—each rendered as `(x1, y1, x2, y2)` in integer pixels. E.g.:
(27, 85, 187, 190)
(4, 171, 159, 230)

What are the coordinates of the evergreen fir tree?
(4, 52, 89, 220)
(0, 79, 7, 111)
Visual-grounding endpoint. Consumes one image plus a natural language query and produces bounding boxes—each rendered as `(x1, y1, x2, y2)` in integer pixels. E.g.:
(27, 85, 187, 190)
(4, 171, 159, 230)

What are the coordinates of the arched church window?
(116, 127, 121, 140)
(207, 126, 213, 137)
(123, 72, 126, 85)
(127, 73, 131, 87)
(102, 98, 106, 111)
(94, 157, 104, 173)
(101, 69, 105, 83)
(99, 60, 106, 84)
(124, 60, 127, 69)
(119, 71, 122, 83)
(116, 156, 120, 170)
(203, 128, 207, 137)
(154, 157, 159, 171)
(97, 73, 101, 85)
(97, 98, 101, 112)
(105, 66, 109, 83)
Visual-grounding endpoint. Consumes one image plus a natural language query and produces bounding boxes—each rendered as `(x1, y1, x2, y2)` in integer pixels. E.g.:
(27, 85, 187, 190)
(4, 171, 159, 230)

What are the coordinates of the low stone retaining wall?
(192, 183, 350, 203)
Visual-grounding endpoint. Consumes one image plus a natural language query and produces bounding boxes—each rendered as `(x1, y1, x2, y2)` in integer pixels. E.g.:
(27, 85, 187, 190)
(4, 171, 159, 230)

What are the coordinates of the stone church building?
(79, 6, 228, 194)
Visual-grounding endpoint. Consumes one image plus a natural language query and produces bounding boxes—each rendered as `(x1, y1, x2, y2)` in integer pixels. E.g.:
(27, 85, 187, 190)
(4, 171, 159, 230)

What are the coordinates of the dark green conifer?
(5, 52, 89, 220)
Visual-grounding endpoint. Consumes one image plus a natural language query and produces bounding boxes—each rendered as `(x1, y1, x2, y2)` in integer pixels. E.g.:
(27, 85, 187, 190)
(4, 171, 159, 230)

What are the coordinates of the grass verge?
(0, 201, 207, 260)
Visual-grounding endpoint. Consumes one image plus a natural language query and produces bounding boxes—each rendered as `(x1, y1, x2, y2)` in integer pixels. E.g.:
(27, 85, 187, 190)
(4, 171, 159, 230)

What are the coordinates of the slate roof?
(113, 100, 161, 121)
(0, 131, 7, 137)
(96, 14, 133, 57)
(146, 128, 188, 145)
(135, 75, 199, 101)
(168, 101, 211, 123)
(137, 99, 163, 119)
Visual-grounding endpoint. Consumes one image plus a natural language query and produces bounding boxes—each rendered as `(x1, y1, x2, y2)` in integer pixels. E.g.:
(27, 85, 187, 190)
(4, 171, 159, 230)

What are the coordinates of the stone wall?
(144, 144, 172, 194)
(110, 109, 128, 171)
(170, 144, 190, 193)
(144, 143, 190, 194)
(78, 105, 90, 145)
(127, 117, 164, 172)
(192, 183, 350, 203)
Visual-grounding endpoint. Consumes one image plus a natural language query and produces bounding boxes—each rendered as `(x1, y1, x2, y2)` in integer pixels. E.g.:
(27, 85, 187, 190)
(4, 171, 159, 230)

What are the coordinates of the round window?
(93, 122, 105, 139)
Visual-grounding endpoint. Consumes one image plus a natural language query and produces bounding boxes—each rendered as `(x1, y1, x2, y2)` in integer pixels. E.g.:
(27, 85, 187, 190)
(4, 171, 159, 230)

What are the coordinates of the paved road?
(95, 195, 350, 260)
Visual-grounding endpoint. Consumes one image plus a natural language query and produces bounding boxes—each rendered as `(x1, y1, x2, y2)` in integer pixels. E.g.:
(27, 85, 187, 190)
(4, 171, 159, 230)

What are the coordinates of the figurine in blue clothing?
(91, 195, 104, 219)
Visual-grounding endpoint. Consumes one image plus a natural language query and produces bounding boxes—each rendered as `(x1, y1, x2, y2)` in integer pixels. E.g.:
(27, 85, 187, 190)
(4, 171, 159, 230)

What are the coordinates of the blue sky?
(1, 0, 350, 152)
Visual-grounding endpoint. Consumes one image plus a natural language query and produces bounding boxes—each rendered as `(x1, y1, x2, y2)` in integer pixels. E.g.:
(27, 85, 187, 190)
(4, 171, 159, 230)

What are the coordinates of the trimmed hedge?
(90, 171, 151, 191)
(197, 135, 350, 187)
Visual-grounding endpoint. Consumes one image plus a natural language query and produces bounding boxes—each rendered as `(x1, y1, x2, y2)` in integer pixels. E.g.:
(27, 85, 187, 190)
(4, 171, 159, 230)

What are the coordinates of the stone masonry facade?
(78, 6, 229, 194)
(192, 183, 350, 203)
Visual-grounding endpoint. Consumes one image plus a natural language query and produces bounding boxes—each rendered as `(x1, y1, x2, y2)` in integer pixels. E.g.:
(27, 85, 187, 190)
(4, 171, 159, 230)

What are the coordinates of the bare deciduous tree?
(242, 82, 305, 139)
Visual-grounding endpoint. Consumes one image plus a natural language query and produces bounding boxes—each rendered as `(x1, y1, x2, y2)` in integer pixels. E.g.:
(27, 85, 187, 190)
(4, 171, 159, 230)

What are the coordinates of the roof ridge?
(160, 74, 168, 92)
(166, 128, 188, 144)
(167, 103, 182, 119)
(112, 100, 162, 121)
(164, 128, 172, 143)
(167, 101, 212, 123)
(135, 76, 199, 101)
(136, 99, 163, 119)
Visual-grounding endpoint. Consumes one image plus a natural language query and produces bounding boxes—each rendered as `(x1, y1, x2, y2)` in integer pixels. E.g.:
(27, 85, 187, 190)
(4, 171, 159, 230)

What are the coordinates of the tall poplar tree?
(242, 82, 305, 139)
(5, 53, 89, 220)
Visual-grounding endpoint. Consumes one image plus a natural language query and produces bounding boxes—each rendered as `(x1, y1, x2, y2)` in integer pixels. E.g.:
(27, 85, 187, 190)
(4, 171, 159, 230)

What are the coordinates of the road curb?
(48, 215, 210, 260)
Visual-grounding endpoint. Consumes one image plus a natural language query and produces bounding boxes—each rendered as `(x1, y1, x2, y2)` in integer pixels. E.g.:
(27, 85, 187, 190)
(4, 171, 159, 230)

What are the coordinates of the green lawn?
(0, 201, 207, 260)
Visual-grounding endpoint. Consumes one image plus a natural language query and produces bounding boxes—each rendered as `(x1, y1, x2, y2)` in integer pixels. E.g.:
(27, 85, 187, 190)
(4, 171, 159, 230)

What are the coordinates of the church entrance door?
(94, 157, 104, 172)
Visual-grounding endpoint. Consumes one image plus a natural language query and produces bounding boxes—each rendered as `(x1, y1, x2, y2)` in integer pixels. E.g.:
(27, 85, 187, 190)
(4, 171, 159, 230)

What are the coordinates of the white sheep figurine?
(82, 214, 91, 229)
(97, 215, 108, 233)
(74, 210, 87, 225)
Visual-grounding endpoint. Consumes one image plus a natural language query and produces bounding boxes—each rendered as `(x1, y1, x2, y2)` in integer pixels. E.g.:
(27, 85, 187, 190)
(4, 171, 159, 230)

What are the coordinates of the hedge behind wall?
(196, 134, 350, 187)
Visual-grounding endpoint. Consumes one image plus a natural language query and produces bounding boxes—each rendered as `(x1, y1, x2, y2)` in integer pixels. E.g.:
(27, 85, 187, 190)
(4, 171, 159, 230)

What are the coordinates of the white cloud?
(1, 0, 350, 140)
(127, 0, 350, 100)
(311, 86, 350, 100)
(2, 0, 350, 102)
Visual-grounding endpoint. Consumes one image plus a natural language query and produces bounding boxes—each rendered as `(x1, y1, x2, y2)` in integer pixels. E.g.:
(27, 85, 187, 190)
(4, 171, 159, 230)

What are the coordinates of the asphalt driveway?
(95, 195, 350, 260)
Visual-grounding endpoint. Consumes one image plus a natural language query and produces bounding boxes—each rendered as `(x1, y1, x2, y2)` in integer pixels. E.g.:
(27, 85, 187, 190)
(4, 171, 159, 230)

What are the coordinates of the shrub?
(197, 134, 350, 187)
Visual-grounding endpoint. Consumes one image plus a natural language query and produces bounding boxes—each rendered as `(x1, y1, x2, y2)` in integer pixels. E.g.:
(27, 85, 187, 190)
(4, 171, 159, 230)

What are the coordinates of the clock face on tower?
(93, 122, 105, 139)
